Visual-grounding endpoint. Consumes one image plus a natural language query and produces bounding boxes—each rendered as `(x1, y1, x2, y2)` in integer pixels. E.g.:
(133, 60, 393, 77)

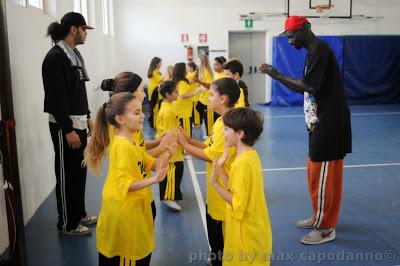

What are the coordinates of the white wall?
(113, 0, 400, 103)
(0, 0, 115, 254)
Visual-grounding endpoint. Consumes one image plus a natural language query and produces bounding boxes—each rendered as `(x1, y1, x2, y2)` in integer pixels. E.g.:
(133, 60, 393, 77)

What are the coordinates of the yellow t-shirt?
(187, 72, 200, 102)
(97, 137, 156, 260)
(148, 70, 164, 100)
(133, 129, 145, 148)
(234, 87, 245, 108)
(199, 69, 214, 105)
(203, 117, 236, 221)
(174, 80, 194, 118)
(223, 150, 273, 266)
(214, 71, 227, 81)
(156, 101, 183, 162)
(108, 126, 153, 204)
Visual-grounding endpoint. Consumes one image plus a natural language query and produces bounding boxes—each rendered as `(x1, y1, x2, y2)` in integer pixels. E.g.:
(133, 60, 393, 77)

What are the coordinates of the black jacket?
(42, 45, 90, 133)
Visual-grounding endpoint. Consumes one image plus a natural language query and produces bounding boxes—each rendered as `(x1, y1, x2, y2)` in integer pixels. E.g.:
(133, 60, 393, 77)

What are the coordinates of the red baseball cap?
(283, 16, 309, 33)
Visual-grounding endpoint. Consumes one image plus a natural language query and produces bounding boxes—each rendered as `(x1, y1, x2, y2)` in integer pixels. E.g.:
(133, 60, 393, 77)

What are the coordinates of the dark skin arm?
(258, 64, 317, 94)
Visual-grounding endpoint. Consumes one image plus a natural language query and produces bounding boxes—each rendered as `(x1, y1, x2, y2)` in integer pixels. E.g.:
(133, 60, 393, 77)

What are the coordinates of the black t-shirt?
(302, 39, 352, 162)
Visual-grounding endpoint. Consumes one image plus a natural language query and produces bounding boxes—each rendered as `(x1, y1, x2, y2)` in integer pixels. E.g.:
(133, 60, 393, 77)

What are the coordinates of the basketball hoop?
(315, 4, 334, 17)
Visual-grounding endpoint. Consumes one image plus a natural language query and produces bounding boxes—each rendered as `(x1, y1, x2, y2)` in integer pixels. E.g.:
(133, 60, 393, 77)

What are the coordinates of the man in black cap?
(42, 12, 96, 235)
(259, 16, 352, 245)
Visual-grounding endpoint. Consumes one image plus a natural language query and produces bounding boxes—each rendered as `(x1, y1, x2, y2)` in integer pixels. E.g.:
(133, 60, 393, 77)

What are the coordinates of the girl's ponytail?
(84, 92, 136, 175)
(84, 104, 110, 176)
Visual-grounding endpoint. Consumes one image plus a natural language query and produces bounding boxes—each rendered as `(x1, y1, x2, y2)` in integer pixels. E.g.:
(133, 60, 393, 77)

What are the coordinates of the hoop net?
(315, 4, 334, 18)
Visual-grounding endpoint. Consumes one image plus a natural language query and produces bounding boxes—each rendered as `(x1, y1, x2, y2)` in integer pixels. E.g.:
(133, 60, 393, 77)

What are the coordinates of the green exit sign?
(245, 19, 253, 28)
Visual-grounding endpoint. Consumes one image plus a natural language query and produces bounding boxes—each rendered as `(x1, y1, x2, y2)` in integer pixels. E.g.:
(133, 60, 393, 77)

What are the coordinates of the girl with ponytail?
(100, 72, 177, 225)
(84, 92, 170, 266)
(147, 57, 164, 128)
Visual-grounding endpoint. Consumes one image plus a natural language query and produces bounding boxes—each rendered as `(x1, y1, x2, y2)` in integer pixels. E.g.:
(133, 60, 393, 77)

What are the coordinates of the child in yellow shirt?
(187, 61, 201, 127)
(214, 56, 228, 81)
(223, 59, 250, 108)
(156, 81, 185, 211)
(196, 55, 215, 136)
(210, 107, 272, 266)
(177, 77, 241, 266)
(84, 92, 170, 266)
(101, 72, 177, 222)
(165, 65, 174, 81)
(147, 57, 164, 128)
(173, 62, 202, 138)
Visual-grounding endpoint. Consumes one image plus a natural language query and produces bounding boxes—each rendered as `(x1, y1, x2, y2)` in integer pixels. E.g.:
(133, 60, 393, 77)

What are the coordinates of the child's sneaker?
(297, 217, 314, 229)
(59, 224, 92, 236)
(80, 214, 98, 226)
(300, 228, 335, 245)
(163, 200, 182, 211)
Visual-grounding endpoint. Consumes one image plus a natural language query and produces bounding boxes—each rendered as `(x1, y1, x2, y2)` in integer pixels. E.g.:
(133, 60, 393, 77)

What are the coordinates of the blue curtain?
(271, 35, 400, 106)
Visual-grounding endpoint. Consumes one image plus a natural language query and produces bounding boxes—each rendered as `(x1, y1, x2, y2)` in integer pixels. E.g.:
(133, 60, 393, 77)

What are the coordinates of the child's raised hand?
(154, 156, 169, 183)
(210, 159, 218, 184)
(176, 127, 189, 145)
(166, 141, 178, 156)
(217, 145, 229, 167)
(196, 86, 206, 94)
(160, 131, 176, 149)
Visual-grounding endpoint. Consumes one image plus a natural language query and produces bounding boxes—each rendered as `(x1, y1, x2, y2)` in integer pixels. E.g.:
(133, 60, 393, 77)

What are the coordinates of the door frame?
(228, 30, 269, 104)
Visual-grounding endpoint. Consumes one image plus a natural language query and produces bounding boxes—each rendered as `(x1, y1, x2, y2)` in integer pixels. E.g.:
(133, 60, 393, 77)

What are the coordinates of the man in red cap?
(259, 16, 352, 245)
(42, 12, 97, 235)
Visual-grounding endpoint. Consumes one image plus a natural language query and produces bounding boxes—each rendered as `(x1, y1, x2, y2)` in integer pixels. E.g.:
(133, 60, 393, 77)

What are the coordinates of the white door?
(229, 33, 253, 102)
(229, 32, 266, 105)
(251, 33, 266, 104)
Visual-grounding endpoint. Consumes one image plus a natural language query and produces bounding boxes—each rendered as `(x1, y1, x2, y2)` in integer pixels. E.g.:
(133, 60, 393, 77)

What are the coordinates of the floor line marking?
(264, 112, 400, 119)
(187, 158, 210, 250)
(195, 162, 400, 174)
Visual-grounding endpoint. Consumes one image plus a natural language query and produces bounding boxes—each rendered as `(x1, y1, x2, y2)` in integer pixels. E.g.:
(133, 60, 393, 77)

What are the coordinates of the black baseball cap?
(61, 12, 94, 29)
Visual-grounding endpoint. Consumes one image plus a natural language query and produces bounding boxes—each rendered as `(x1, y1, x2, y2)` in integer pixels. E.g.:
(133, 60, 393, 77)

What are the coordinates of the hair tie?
(124, 73, 143, 93)
(101, 78, 114, 92)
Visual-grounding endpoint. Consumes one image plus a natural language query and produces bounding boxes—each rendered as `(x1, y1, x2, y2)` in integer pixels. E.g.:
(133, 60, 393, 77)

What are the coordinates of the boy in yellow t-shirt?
(223, 59, 250, 108)
(210, 107, 272, 266)
(177, 77, 241, 266)
(156, 81, 185, 211)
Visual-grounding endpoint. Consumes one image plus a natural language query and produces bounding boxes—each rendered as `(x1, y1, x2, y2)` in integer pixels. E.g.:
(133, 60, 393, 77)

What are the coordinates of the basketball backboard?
(287, 0, 352, 18)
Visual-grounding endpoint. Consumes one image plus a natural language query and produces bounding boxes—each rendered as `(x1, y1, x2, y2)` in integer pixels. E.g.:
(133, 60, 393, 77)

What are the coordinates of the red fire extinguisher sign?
(181, 33, 189, 43)
(199, 33, 207, 43)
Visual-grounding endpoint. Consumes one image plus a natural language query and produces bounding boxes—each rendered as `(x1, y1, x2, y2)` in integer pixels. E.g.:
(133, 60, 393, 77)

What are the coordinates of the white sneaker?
(163, 200, 182, 211)
(80, 214, 98, 226)
(59, 224, 92, 236)
(297, 217, 314, 229)
(300, 228, 336, 245)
